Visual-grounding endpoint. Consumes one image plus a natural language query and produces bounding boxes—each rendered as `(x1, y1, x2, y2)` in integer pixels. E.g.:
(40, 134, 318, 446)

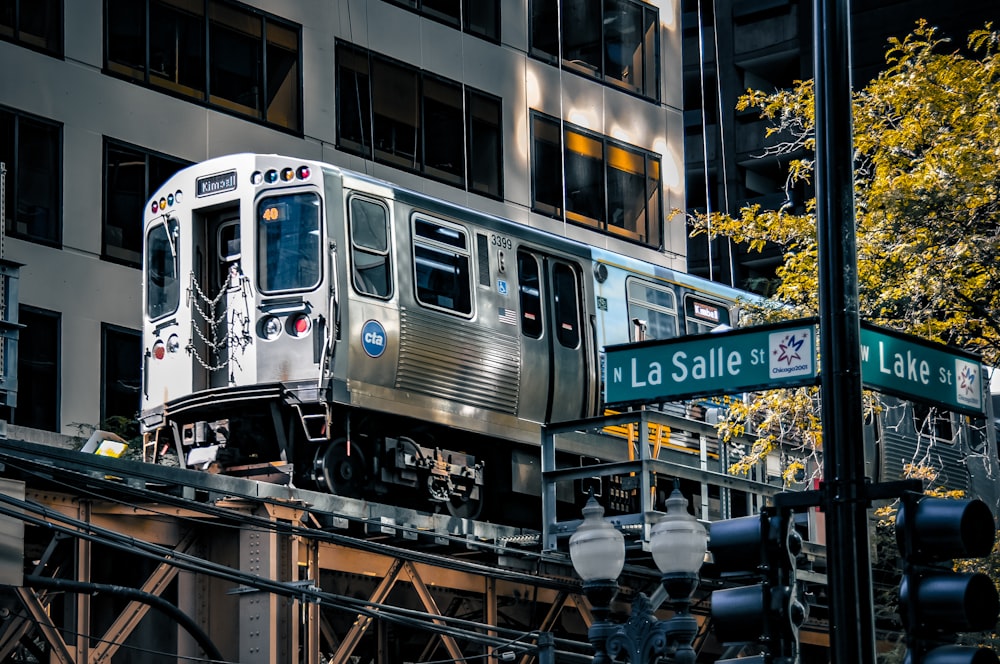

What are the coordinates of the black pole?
(813, 1, 876, 664)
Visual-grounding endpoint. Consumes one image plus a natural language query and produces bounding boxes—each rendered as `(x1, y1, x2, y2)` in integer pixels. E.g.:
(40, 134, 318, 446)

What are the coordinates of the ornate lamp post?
(569, 485, 708, 663)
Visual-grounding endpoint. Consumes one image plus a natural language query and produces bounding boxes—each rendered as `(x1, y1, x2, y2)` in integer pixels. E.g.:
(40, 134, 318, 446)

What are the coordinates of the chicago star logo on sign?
(955, 358, 982, 411)
(769, 329, 813, 378)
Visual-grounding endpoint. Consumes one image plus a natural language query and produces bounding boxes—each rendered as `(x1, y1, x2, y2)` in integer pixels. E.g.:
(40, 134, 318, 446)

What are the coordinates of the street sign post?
(859, 322, 984, 416)
(604, 319, 819, 406)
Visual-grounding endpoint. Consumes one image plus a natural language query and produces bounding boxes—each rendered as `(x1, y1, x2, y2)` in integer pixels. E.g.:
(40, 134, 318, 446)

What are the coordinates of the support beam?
(15, 587, 74, 664)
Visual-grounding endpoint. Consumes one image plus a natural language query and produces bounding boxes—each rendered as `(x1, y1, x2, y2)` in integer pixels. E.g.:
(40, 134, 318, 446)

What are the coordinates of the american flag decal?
(498, 307, 517, 325)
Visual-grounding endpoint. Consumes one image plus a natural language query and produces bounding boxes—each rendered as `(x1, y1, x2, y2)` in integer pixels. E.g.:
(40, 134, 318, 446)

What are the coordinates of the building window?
(105, 0, 301, 132)
(13, 306, 60, 432)
(384, 0, 499, 41)
(102, 324, 141, 434)
(530, 111, 662, 249)
(104, 139, 189, 268)
(336, 41, 503, 199)
(530, 0, 659, 100)
(0, 0, 62, 55)
(0, 107, 62, 246)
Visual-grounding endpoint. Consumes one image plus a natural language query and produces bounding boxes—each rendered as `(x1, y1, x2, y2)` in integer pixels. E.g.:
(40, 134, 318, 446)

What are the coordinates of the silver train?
(139, 153, 754, 522)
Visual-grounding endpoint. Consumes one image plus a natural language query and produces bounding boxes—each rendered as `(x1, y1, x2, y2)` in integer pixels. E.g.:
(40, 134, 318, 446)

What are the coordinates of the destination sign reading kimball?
(604, 319, 819, 406)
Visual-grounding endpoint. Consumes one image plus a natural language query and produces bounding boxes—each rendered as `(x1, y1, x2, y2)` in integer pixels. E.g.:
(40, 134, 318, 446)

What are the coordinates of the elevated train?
(139, 153, 752, 522)
(139, 154, 1000, 524)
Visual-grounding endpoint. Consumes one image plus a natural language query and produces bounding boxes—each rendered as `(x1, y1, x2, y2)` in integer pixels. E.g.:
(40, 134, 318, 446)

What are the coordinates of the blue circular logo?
(361, 320, 387, 358)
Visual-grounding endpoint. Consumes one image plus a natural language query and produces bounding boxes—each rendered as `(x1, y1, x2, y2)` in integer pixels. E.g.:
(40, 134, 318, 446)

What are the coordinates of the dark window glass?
(335, 41, 502, 198)
(529, 0, 558, 61)
(465, 0, 499, 41)
(104, 140, 188, 267)
(530, 114, 563, 217)
(150, 0, 206, 98)
(106, 0, 145, 75)
(563, 0, 602, 76)
(102, 325, 141, 431)
(517, 251, 543, 339)
(209, 1, 262, 117)
(0, 0, 62, 55)
(530, 111, 662, 249)
(257, 192, 321, 293)
(14, 306, 59, 432)
(372, 57, 420, 169)
(350, 197, 392, 298)
(336, 43, 372, 156)
(552, 262, 580, 348)
(528, 0, 659, 100)
(423, 77, 464, 185)
(422, 0, 460, 26)
(413, 217, 471, 315)
(145, 217, 180, 320)
(0, 108, 61, 245)
(105, 0, 301, 131)
(467, 90, 502, 199)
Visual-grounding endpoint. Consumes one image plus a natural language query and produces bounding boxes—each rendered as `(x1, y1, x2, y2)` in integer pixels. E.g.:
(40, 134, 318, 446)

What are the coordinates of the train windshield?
(146, 217, 180, 320)
(257, 192, 322, 293)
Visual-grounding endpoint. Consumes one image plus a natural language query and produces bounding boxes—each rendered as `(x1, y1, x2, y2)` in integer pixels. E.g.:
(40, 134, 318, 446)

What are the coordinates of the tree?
(689, 21, 1000, 482)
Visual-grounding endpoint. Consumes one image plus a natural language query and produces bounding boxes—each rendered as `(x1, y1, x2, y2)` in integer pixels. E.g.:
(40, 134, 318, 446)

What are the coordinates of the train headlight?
(152, 340, 166, 360)
(290, 314, 311, 337)
(167, 334, 180, 353)
(260, 316, 282, 340)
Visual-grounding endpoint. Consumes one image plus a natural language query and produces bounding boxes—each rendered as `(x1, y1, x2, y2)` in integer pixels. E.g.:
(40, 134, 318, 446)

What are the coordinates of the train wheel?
(314, 438, 366, 497)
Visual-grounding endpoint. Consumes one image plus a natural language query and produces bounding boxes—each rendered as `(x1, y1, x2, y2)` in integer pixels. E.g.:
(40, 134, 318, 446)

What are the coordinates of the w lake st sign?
(604, 319, 985, 416)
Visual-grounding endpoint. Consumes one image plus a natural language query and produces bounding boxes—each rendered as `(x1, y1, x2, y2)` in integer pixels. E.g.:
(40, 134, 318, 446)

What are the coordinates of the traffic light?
(708, 505, 806, 664)
(896, 493, 1000, 664)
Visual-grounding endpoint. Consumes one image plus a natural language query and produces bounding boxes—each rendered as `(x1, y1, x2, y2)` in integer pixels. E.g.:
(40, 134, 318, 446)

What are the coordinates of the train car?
(139, 154, 753, 523)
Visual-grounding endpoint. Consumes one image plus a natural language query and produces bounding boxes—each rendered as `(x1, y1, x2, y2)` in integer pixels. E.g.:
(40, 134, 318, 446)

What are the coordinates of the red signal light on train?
(152, 201, 159, 213)
(297, 166, 311, 180)
(152, 341, 165, 360)
(292, 315, 311, 336)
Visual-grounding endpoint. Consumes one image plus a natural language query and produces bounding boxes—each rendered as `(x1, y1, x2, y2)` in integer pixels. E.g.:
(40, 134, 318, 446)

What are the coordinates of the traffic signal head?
(708, 508, 805, 662)
(896, 495, 1000, 664)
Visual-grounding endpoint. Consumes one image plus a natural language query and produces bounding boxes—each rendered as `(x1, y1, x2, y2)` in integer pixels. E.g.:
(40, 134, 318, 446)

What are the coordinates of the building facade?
(0, 0, 686, 438)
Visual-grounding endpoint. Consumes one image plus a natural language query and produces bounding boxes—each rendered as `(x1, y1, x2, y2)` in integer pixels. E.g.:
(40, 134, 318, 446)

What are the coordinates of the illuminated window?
(105, 0, 301, 131)
(530, 111, 662, 249)
(0, 106, 61, 246)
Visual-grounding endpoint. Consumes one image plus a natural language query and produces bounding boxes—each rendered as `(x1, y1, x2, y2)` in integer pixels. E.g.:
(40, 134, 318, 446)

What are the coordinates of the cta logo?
(361, 320, 387, 358)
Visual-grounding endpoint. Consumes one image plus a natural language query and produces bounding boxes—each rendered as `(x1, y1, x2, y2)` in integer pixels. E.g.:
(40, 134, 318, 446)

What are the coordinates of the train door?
(191, 212, 244, 389)
(516, 249, 589, 423)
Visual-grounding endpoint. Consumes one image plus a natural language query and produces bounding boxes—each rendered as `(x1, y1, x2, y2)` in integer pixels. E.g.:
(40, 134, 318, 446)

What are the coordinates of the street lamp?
(569, 485, 708, 663)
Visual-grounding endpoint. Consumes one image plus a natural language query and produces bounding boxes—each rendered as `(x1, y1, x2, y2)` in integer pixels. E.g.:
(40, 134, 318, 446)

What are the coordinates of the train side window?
(626, 278, 678, 340)
(412, 216, 472, 315)
(517, 250, 542, 339)
(684, 296, 731, 335)
(145, 217, 180, 320)
(349, 197, 392, 298)
(217, 219, 240, 287)
(912, 403, 955, 443)
(552, 262, 580, 348)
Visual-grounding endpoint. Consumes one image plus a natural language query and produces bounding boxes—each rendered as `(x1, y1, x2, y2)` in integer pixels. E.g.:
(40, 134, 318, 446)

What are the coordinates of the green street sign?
(604, 319, 819, 406)
(859, 322, 984, 416)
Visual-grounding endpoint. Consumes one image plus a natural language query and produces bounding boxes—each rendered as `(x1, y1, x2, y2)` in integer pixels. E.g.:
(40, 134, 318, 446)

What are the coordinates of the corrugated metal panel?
(879, 406, 970, 494)
(397, 308, 520, 413)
